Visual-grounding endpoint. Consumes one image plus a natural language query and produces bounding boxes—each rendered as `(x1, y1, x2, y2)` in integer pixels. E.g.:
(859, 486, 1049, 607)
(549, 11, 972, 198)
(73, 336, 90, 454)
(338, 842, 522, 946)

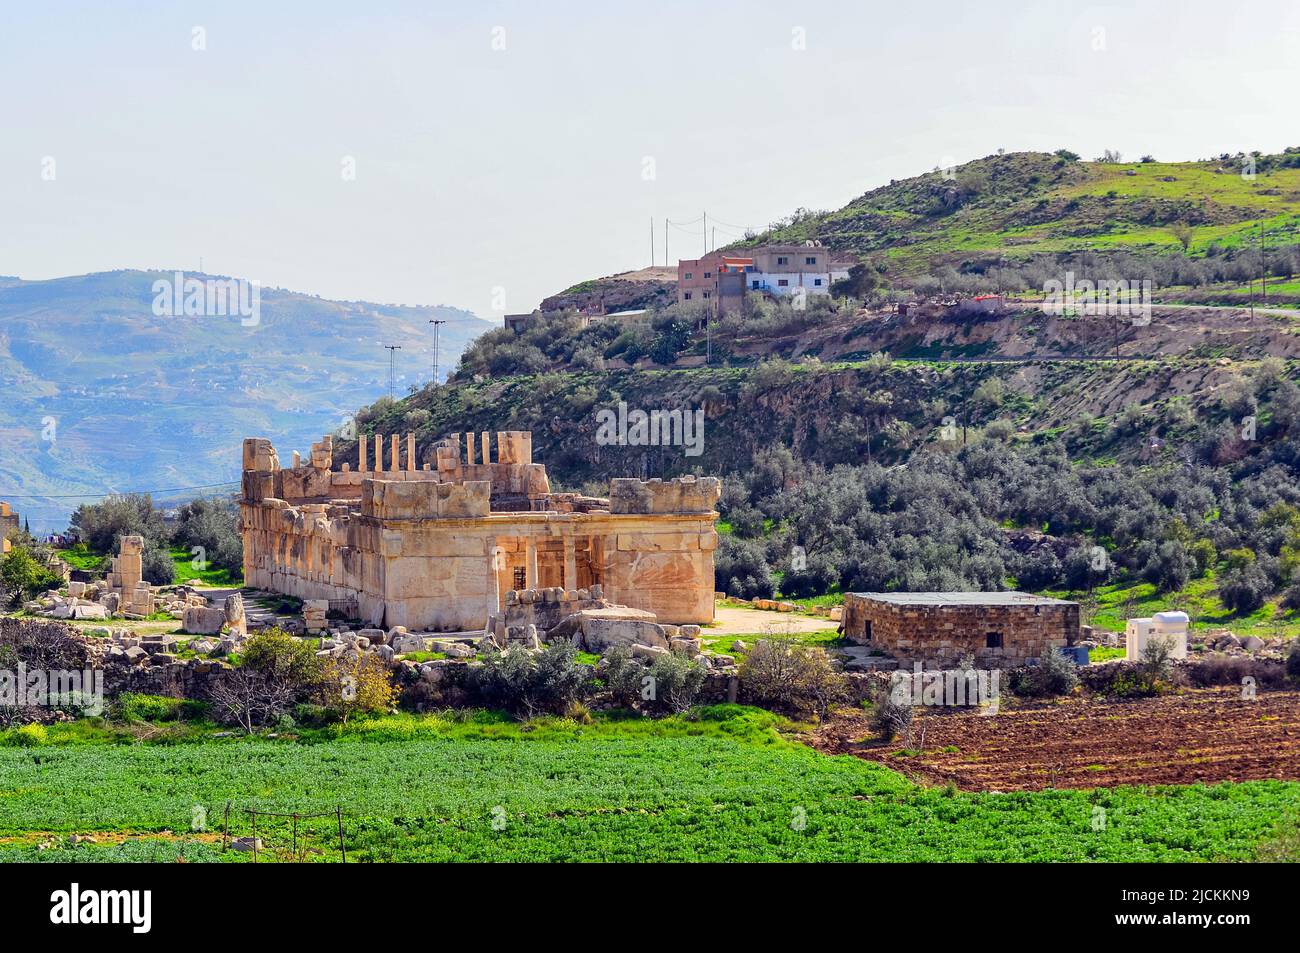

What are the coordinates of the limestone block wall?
(240, 499, 381, 623)
(843, 594, 1079, 665)
(610, 475, 721, 514)
(362, 479, 490, 520)
(500, 585, 606, 634)
(601, 515, 717, 624)
(363, 516, 497, 631)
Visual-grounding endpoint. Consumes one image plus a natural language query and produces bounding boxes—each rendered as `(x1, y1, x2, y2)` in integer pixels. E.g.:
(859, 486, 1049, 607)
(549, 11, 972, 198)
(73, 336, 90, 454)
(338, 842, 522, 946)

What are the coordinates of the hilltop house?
(677, 242, 852, 314)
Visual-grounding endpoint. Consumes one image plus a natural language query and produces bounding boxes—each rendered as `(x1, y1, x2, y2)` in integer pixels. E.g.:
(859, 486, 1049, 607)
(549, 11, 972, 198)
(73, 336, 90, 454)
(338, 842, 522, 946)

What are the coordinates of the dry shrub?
(1184, 655, 1288, 690)
(740, 640, 849, 719)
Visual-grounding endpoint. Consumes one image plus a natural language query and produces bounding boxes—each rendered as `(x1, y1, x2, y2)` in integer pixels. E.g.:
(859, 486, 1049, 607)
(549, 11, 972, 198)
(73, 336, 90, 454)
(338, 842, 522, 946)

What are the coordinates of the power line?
(0, 481, 241, 500)
(706, 215, 755, 231)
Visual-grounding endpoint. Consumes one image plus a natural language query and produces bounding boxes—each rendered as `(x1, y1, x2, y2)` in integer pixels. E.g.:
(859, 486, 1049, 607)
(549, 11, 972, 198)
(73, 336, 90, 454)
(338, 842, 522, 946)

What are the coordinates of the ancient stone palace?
(239, 430, 720, 632)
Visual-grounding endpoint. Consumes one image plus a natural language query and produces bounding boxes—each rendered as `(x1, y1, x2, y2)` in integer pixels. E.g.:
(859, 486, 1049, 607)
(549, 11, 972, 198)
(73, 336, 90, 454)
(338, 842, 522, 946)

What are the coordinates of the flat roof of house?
(848, 591, 1075, 607)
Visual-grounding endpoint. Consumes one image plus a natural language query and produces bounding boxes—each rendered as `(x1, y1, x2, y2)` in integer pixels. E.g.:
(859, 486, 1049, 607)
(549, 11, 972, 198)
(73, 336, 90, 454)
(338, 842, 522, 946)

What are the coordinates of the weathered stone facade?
(0, 501, 19, 553)
(842, 591, 1079, 665)
(240, 430, 720, 631)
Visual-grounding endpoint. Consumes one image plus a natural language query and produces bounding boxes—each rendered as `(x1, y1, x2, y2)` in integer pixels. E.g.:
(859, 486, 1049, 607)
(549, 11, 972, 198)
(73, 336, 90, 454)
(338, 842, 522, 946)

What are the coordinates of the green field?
(0, 707, 1295, 862)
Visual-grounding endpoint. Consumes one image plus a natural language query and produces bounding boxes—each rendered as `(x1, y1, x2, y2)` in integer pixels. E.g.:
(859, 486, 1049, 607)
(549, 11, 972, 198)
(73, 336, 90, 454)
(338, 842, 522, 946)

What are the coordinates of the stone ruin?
(104, 535, 155, 617)
(26, 534, 247, 647)
(239, 429, 722, 633)
(485, 583, 707, 659)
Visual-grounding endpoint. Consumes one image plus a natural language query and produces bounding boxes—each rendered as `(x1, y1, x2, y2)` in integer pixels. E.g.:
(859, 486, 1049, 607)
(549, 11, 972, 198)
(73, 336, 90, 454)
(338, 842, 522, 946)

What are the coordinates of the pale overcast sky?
(2, 0, 1297, 319)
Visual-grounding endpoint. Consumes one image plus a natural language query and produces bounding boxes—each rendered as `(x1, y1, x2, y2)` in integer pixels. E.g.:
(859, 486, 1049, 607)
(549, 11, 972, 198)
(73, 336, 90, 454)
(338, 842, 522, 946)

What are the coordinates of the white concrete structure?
(746, 269, 850, 298)
(1126, 610, 1189, 661)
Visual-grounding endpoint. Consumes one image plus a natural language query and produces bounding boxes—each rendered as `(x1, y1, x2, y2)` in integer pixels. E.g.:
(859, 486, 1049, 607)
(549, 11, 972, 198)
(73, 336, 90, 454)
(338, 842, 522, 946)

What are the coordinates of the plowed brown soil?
(810, 688, 1300, 791)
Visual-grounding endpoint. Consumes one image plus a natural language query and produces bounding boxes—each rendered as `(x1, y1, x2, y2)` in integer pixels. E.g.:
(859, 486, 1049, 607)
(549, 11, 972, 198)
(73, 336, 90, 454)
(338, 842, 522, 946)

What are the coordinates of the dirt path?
(706, 605, 837, 637)
(810, 688, 1300, 791)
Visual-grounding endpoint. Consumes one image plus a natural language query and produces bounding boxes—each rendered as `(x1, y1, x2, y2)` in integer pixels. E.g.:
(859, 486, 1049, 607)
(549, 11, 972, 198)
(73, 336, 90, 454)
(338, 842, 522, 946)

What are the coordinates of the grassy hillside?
(738, 149, 1300, 278)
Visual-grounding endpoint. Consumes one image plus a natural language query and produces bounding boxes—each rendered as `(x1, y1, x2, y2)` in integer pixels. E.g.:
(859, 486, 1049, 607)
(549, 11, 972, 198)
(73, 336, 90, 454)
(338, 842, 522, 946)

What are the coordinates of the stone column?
(480, 432, 491, 465)
(465, 432, 475, 466)
(563, 537, 577, 591)
(358, 434, 368, 472)
(374, 434, 384, 473)
(525, 538, 539, 588)
(390, 434, 400, 472)
(406, 433, 416, 472)
(485, 546, 500, 625)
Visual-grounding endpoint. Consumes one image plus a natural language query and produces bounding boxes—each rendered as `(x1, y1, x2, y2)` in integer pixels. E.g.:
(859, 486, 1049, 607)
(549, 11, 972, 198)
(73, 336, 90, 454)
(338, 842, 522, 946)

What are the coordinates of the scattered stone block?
(182, 606, 227, 635)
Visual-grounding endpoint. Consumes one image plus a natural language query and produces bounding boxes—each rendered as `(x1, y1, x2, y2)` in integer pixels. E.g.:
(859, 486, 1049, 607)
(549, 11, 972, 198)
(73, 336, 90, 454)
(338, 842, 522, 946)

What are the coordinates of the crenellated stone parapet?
(361, 479, 491, 520)
(609, 476, 722, 515)
(434, 431, 549, 501)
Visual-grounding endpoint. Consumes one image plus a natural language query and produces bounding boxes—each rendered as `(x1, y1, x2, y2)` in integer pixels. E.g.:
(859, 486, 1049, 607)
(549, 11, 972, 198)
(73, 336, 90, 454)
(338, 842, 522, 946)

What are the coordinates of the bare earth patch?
(809, 687, 1300, 792)
(706, 605, 835, 636)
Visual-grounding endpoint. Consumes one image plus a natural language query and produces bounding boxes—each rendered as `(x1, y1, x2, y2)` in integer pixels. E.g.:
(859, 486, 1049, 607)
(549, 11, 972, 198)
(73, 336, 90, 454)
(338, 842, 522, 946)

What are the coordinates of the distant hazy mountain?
(0, 270, 492, 532)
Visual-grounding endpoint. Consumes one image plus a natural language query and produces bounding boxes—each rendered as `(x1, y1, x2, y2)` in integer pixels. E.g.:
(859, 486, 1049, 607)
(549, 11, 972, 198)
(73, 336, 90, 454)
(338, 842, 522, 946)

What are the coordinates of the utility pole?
(650, 217, 655, 269)
(428, 319, 446, 384)
(384, 344, 402, 399)
(703, 211, 708, 254)
(1261, 221, 1268, 304)
(664, 218, 669, 268)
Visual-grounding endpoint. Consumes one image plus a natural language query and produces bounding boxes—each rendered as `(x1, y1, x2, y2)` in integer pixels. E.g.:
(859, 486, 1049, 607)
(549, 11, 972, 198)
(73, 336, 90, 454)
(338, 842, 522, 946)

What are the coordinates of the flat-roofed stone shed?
(842, 591, 1079, 665)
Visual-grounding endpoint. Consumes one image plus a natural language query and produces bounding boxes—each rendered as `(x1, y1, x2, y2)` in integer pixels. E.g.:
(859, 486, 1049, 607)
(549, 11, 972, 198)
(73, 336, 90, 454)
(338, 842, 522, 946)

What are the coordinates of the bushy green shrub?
(646, 653, 706, 714)
(468, 641, 595, 718)
(68, 493, 169, 554)
(1010, 647, 1079, 697)
(173, 498, 244, 575)
(0, 546, 62, 607)
(141, 538, 175, 586)
(0, 723, 48, 747)
(115, 692, 184, 722)
(602, 647, 705, 714)
(242, 627, 325, 693)
(602, 646, 649, 708)
(292, 702, 339, 728)
(1219, 564, 1270, 613)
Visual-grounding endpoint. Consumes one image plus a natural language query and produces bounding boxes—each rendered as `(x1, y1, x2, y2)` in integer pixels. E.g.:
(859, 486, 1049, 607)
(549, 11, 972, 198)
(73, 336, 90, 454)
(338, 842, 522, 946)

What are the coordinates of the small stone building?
(842, 591, 1079, 665)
